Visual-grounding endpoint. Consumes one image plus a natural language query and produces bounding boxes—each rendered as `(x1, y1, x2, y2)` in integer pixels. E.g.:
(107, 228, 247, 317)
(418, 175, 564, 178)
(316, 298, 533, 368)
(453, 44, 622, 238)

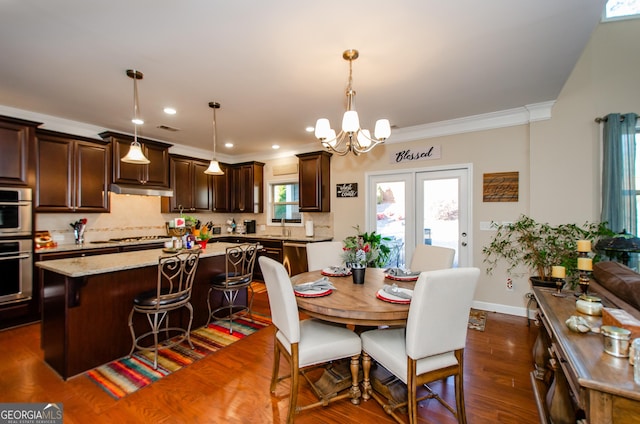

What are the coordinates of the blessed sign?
(390, 145, 441, 164)
(336, 183, 358, 198)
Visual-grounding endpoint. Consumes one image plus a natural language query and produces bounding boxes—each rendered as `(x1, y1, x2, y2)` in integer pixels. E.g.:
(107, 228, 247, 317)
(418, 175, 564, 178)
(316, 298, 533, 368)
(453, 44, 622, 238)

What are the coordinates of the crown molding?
(387, 100, 556, 144)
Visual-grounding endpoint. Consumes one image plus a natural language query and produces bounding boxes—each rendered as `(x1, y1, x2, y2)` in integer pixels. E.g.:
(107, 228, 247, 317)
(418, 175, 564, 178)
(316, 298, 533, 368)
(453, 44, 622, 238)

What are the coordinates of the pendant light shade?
(122, 69, 150, 164)
(204, 101, 224, 175)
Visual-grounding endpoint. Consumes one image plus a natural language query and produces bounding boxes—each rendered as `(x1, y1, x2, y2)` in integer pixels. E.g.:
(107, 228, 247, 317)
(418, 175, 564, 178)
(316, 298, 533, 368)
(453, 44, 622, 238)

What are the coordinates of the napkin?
(384, 268, 419, 277)
(294, 277, 336, 292)
(327, 266, 349, 274)
(382, 284, 413, 299)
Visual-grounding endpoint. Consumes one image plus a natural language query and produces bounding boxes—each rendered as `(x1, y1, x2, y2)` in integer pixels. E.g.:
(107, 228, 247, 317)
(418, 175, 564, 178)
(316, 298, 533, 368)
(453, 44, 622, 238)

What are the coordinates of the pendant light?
(121, 69, 150, 164)
(204, 101, 224, 175)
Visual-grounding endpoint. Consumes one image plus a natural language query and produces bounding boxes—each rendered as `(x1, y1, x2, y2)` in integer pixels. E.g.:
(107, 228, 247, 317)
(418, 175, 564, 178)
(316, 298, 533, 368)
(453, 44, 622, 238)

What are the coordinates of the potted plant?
(482, 215, 614, 288)
(195, 226, 212, 249)
(342, 226, 393, 283)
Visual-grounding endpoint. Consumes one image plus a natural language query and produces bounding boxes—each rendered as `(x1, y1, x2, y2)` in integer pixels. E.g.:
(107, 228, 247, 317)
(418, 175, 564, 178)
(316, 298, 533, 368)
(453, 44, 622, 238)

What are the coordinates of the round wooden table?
(290, 268, 413, 326)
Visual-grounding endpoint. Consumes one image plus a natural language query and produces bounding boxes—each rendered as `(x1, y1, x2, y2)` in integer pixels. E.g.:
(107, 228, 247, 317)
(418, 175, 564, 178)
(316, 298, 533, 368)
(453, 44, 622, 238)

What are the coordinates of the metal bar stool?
(207, 243, 258, 334)
(128, 249, 201, 370)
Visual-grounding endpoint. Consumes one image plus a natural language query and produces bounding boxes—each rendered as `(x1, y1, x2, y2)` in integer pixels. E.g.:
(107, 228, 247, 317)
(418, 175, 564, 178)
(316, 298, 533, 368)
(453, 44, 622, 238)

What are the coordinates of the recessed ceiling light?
(305, 126, 314, 132)
(163, 107, 176, 115)
(272, 144, 280, 149)
(224, 142, 234, 148)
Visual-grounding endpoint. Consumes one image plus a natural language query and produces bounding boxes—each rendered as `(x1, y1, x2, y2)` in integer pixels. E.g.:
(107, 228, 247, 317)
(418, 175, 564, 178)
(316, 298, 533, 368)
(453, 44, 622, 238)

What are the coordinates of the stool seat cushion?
(211, 272, 251, 287)
(134, 288, 189, 307)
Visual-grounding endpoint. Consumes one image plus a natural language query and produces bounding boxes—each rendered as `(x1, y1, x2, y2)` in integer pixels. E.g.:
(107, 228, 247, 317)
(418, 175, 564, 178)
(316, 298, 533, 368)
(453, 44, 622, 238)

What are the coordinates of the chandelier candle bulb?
(577, 240, 592, 252)
(577, 257, 593, 271)
(551, 266, 566, 278)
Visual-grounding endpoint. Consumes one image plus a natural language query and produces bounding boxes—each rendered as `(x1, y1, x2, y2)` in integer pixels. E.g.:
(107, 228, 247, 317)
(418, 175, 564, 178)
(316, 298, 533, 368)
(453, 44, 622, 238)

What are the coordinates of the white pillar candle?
(551, 266, 566, 278)
(577, 240, 591, 252)
(577, 257, 593, 271)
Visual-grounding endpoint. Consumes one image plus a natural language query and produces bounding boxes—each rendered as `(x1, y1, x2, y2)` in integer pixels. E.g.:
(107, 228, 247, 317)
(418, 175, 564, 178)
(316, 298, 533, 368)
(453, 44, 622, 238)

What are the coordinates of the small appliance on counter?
(244, 220, 256, 234)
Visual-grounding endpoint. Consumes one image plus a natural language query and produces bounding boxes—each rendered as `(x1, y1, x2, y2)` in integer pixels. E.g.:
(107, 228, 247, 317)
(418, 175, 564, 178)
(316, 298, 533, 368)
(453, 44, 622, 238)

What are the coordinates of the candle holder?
(578, 270, 591, 295)
(552, 277, 566, 297)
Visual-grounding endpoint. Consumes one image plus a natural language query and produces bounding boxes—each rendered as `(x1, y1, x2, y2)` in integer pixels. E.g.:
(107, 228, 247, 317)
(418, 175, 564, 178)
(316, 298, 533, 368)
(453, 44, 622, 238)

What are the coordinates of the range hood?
(110, 184, 173, 197)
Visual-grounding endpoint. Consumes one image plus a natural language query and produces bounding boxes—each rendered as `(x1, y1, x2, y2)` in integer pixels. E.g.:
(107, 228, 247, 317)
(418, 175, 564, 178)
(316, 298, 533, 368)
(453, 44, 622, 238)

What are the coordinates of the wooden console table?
(531, 284, 640, 424)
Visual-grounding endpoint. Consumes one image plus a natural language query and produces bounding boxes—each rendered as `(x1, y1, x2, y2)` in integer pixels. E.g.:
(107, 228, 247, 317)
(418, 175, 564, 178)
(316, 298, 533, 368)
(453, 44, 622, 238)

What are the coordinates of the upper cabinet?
(297, 151, 332, 212)
(100, 131, 171, 188)
(212, 162, 229, 213)
(166, 155, 212, 213)
(35, 129, 110, 212)
(229, 162, 264, 213)
(0, 115, 40, 187)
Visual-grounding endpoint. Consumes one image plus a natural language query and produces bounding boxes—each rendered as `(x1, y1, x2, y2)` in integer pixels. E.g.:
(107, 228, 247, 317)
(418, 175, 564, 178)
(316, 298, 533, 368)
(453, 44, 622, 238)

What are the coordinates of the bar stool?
(128, 250, 201, 369)
(207, 243, 258, 334)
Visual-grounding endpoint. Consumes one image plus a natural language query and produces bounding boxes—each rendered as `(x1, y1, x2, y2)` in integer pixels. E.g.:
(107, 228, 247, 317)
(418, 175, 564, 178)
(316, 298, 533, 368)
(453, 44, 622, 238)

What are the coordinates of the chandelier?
(204, 101, 224, 175)
(121, 69, 150, 164)
(314, 49, 391, 156)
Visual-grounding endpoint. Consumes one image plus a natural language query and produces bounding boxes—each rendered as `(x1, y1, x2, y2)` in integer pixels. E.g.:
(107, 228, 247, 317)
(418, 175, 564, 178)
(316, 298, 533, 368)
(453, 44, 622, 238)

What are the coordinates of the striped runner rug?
(86, 314, 271, 399)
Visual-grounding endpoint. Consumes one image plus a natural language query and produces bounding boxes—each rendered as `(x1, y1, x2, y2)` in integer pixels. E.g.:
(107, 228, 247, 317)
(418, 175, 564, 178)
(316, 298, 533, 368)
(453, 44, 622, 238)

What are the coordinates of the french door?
(367, 166, 471, 268)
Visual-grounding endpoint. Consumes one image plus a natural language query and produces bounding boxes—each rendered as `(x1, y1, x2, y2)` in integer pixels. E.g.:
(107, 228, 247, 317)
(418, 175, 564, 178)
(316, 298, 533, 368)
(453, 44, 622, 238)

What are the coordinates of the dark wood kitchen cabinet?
(212, 162, 229, 212)
(297, 151, 331, 212)
(35, 129, 110, 212)
(166, 154, 212, 212)
(229, 161, 264, 213)
(100, 131, 171, 188)
(0, 115, 40, 187)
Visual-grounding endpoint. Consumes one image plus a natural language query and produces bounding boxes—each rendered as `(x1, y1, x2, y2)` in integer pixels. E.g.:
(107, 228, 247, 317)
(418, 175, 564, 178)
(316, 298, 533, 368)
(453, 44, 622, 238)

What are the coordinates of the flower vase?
(197, 240, 208, 250)
(351, 266, 366, 284)
(74, 225, 85, 244)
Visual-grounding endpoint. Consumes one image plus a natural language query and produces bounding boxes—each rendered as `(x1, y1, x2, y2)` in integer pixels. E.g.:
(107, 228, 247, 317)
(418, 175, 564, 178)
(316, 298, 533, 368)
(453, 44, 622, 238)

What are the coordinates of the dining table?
(290, 267, 417, 404)
(290, 267, 414, 327)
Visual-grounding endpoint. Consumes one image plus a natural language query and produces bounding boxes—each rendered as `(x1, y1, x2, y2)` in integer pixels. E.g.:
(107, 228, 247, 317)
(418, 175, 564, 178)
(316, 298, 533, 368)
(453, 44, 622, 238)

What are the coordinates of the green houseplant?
(341, 226, 392, 268)
(482, 215, 614, 288)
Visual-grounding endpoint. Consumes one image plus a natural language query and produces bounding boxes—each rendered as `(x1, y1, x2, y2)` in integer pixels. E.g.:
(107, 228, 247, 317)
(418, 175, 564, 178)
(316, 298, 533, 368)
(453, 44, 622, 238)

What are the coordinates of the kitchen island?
(36, 243, 238, 379)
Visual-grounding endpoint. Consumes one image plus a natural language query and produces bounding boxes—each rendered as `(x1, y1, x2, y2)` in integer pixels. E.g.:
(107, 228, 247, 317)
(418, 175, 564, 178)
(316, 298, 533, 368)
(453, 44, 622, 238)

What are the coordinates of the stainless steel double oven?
(0, 187, 33, 305)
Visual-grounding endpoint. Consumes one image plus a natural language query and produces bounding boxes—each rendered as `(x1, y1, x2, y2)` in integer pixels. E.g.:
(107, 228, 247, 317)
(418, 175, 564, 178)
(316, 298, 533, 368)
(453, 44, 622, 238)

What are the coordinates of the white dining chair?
(361, 267, 480, 424)
(306, 241, 344, 271)
(409, 244, 455, 272)
(258, 256, 362, 423)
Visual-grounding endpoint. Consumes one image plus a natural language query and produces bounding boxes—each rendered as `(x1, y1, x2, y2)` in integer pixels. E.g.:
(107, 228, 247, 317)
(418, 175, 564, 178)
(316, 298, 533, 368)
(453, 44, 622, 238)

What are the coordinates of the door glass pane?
(375, 181, 406, 267)
(422, 178, 459, 266)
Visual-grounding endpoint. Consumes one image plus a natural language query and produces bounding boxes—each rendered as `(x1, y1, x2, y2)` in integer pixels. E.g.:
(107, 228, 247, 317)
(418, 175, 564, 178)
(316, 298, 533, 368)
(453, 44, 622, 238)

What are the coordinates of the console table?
(531, 284, 640, 423)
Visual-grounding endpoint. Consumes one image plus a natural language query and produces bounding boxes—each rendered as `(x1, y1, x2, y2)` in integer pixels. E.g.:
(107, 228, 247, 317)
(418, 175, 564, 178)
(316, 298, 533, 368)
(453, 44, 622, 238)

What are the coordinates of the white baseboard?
(472, 300, 536, 320)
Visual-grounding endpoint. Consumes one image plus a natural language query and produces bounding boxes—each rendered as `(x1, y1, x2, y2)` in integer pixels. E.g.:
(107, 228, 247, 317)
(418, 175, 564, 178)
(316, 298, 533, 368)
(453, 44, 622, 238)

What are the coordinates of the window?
(270, 182, 301, 223)
(604, 0, 640, 21)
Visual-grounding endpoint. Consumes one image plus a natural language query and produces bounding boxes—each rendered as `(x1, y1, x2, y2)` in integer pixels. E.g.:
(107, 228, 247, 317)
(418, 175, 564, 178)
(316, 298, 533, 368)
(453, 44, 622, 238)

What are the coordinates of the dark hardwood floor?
(0, 283, 541, 423)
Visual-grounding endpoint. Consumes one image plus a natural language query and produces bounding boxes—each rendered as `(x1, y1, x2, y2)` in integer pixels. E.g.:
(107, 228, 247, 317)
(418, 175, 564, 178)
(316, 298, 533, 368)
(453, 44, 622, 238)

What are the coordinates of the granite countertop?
(207, 234, 334, 243)
(35, 242, 236, 278)
(35, 234, 333, 255)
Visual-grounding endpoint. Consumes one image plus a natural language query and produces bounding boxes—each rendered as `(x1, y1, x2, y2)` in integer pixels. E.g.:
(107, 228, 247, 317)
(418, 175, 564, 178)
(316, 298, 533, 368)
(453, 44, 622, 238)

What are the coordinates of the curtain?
(601, 112, 638, 235)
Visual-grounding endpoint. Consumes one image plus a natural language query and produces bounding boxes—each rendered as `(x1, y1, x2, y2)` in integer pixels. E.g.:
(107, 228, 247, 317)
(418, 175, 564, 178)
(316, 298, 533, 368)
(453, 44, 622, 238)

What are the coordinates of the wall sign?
(390, 145, 441, 164)
(483, 171, 519, 202)
(336, 183, 358, 198)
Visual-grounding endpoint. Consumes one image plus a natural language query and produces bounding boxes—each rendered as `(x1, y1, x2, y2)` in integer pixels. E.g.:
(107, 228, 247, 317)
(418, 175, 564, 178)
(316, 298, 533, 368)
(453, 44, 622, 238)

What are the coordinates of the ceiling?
(0, 0, 607, 160)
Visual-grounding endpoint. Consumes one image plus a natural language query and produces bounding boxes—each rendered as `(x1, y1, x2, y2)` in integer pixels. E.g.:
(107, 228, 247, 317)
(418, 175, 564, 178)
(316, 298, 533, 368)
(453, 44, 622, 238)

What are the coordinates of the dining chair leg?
(361, 352, 372, 401)
(270, 334, 281, 393)
(287, 344, 300, 424)
(455, 350, 467, 424)
(407, 358, 418, 424)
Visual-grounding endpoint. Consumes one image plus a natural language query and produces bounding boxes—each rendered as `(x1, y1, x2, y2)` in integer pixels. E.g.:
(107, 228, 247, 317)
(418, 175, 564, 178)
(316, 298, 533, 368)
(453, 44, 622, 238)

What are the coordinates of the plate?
(321, 267, 352, 277)
(384, 273, 419, 282)
(376, 288, 412, 304)
(294, 288, 333, 298)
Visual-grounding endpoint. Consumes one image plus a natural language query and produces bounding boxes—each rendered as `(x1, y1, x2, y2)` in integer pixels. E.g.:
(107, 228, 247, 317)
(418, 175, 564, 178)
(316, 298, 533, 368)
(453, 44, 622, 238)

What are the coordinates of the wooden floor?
(0, 283, 541, 423)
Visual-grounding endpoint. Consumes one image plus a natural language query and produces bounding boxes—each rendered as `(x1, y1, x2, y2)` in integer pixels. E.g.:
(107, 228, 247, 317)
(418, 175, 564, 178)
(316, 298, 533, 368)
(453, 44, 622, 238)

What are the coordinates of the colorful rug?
(468, 308, 487, 331)
(86, 314, 271, 399)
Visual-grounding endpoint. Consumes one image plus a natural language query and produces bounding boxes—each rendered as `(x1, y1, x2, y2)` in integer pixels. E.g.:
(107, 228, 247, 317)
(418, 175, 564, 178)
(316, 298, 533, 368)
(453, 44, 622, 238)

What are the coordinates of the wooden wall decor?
(483, 171, 519, 202)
